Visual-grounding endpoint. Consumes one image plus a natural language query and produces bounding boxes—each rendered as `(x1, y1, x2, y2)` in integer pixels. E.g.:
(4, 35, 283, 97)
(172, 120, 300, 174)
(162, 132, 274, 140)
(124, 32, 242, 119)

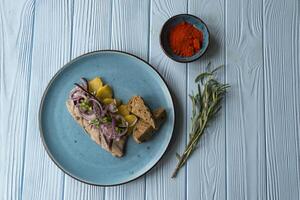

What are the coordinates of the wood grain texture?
(264, 0, 300, 199)
(186, 0, 226, 200)
(70, 0, 111, 59)
(225, 0, 266, 199)
(110, 0, 149, 60)
(1, 0, 300, 199)
(0, 0, 35, 199)
(146, 0, 187, 200)
(63, 180, 104, 200)
(62, 0, 110, 199)
(105, 1, 149, 199)
(21, 0, 73, 199)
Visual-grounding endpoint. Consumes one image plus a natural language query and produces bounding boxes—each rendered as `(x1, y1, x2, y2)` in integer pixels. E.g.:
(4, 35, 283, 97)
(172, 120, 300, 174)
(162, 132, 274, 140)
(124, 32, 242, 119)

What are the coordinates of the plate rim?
(39, 49, 175, 186)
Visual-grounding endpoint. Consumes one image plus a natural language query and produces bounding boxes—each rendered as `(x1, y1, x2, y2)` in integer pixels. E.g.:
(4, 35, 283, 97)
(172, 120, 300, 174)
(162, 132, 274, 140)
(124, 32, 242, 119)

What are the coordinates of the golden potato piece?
(103, 98, 121, 106)
(124, 115, 138, 127)
(103, 98, 114, 105)
(117, 104, 130, 116)
(96, 85, 113, 100)
(88, 77, 103, 94)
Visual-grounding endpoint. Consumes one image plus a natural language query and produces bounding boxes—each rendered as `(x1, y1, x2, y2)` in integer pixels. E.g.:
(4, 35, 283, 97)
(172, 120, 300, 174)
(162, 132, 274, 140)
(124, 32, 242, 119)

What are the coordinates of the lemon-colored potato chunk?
(117, 104, 130, 116)
(103, 98, 115, 105)
(96, 85, 113, 100)
(124, 114, 138, 127)
(88, 77, 103, 94)
(102, 98, 121, 105)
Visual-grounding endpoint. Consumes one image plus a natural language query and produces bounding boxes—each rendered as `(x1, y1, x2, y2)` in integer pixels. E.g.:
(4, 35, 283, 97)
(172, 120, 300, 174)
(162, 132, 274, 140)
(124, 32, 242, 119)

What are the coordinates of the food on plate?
(133, 107, 166, 143)
(67, 78, 128, 157)
(88, 77, 103, 94)
(102, 98, 121, 106)
(96, 85, 113, 100)
(66, 77, 166, 157)
(128, 96, 156, 129)
(152, 108, 167, 130)
(66, 99, 126, 157)
(117, 104, 130, 116)
(124, 115, 138, 127)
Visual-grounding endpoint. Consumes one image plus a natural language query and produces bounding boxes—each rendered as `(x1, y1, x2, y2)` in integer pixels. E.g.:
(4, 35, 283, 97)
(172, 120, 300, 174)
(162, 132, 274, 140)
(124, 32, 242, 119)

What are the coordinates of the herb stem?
(171, 118, 208, 178)
(171, 66, 229, 178)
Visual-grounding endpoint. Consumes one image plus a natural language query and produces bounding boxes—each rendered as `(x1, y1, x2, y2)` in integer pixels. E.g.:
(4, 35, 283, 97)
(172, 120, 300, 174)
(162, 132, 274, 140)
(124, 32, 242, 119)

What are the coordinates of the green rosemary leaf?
(195, 72, 213, 84)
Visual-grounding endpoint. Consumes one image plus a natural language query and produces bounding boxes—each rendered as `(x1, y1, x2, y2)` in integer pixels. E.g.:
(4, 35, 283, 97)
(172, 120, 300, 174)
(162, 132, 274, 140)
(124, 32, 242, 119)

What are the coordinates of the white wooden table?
(1, 0, 299, 199)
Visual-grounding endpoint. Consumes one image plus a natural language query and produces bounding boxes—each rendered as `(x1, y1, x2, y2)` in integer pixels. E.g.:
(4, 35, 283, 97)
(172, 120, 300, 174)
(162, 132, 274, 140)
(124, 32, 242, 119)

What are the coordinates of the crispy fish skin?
(66, 99, 127, 157)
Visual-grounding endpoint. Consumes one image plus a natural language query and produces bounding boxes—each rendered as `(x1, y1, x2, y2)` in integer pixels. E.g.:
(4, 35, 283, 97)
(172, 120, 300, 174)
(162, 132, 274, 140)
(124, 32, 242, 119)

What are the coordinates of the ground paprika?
(169, 22, 203, 57)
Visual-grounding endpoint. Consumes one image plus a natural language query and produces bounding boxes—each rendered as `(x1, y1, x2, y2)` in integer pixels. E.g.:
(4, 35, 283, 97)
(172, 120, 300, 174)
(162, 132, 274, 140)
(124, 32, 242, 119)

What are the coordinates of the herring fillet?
(66, 99, 127, 157)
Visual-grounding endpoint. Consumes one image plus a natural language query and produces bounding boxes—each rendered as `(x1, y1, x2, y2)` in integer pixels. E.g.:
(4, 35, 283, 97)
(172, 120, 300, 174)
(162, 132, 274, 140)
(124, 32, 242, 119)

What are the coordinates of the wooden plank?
(70, 0, 111, 58)
(62, 0, 110, 199)
(225, 0, 266, 199)
(264, 0, 300, 199)
(21, 0, 73, 199)
(105, 184, 145, 200)
(0, 0, 35, 199)
(105, 0, 149, 199)
(63, 180, 105, 200)
(186, 0, 226, 199)
(146, 0, 187, 200)
(110, 0, 150, 59)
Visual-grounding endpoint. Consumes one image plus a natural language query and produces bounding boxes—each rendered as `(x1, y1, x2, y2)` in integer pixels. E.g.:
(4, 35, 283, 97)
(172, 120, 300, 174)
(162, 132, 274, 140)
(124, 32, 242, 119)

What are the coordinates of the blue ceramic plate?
(160, 14, 210, 63)
(39, 50, 175, 186)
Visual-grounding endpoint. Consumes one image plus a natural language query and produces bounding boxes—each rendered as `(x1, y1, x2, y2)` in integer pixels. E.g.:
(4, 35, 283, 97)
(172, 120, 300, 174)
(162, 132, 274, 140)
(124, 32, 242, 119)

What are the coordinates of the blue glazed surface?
(39, 51, 175, 186)
(160, 14, 210, 62)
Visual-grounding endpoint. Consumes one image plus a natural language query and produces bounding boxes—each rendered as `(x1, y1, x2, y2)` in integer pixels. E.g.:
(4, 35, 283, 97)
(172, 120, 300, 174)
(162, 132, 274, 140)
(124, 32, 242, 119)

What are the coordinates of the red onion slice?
(78, 109, 97, 121)
(107, 104, 118, 113)
(70, 80, 129, 141)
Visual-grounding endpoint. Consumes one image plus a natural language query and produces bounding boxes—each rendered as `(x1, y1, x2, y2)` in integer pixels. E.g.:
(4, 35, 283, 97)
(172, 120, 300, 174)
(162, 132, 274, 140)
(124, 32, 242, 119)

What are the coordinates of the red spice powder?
(169, 22, 203, 57)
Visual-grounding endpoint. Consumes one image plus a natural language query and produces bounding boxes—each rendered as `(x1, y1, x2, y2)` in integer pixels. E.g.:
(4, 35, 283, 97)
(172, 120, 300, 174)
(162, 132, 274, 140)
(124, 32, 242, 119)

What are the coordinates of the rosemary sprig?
(171, 66, 229, 178)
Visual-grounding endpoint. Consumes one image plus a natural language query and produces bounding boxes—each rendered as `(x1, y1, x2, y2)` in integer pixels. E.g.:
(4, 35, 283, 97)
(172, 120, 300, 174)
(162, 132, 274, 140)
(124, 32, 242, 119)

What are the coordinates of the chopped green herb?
(90, 118, 100, 128)
(101, 116, 112, 123)
(115, 127, 125, 134)
(79, 99, 92, 111)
